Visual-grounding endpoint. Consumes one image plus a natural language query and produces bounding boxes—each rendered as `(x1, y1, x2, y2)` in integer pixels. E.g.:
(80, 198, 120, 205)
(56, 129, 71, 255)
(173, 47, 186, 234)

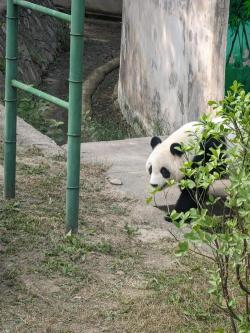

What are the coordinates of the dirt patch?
(136, 227, 173, 243)
(0, 140, 230, 332)
(38, 17, 134, 144)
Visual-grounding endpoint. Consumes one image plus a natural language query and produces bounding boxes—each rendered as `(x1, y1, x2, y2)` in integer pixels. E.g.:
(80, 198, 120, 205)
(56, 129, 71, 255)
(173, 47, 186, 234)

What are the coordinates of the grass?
(0, 141, 231, 332)
(16, 93, 66, 145)
(16, 92, 135, 146)
(83, 116, 134, 142)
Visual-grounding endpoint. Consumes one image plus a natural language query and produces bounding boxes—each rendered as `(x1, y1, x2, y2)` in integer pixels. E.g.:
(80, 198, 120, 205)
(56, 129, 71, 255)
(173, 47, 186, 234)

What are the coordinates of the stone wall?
(0, 0, 66, 98)
(118, 0, 230, 136)
(53, 0, 122, 15)
(86, 0, 122, 15)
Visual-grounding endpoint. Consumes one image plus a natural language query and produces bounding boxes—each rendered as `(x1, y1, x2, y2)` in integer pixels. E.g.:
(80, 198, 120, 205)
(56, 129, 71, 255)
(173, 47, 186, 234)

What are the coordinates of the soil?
(0, 126, 230, 333)
(40, 17, 132, 145)
(0, 15, 231, 333)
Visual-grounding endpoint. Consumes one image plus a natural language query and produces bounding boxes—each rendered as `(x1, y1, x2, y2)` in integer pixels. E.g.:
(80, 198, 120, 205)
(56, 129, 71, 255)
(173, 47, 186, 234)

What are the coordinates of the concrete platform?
(79, 137, 179, 206)
(0, 101, 228, 212)
(79, 138, 229, 209)
(0, 105, 64, 157)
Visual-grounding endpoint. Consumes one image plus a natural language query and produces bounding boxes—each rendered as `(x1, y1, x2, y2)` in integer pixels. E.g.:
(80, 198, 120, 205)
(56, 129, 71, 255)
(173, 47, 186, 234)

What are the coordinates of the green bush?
(17, 95, 64, 143)
(151, 82, 250, 332)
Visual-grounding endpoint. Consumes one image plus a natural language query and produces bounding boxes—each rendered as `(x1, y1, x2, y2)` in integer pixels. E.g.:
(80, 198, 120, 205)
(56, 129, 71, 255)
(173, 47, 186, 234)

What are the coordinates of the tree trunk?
(118, 0, 230, 136)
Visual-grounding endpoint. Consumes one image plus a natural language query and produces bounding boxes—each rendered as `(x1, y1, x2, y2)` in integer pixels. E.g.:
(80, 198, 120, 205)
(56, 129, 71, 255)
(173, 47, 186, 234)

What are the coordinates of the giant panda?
(145, 117, 228, 215)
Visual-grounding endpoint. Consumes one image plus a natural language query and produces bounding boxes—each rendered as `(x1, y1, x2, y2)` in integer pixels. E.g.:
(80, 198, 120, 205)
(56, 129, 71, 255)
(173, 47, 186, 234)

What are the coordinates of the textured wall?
(0, 0, 65, 98)
(118, 0, 230, 136)
(52, 0, 122, 15)
(86, 0, 122, 15)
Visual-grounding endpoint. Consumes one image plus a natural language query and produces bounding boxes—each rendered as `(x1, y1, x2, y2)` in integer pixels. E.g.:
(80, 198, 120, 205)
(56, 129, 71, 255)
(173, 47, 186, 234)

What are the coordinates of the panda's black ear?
(150, 137, 162, 150)
(170, 143, 183, 156)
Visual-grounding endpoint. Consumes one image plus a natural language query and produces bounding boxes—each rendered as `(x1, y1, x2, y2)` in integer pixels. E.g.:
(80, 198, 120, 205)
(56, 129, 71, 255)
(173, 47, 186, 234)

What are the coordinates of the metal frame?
(4, 0, 85, 233)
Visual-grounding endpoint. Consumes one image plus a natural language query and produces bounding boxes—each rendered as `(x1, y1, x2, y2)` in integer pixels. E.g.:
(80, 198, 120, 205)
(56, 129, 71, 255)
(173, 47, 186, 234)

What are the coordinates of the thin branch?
(236, 262, 250, 295)
(214, 303, 239, 331)
(227, 24, 240, 65)
(189, 247, 215, 262)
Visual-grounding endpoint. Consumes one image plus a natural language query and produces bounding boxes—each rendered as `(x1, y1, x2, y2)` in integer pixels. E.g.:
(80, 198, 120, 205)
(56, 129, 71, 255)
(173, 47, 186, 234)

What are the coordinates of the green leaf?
(228, 298, 236, 309)
(175, 241, 189, 257)
(215, 328, 225, 333)
(184, 231, 200, 241)
(146, 196, 153, 204)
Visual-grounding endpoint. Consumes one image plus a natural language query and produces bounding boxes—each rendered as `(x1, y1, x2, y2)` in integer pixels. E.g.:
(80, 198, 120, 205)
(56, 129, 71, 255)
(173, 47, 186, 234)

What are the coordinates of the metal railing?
(4, 0, 85, 233)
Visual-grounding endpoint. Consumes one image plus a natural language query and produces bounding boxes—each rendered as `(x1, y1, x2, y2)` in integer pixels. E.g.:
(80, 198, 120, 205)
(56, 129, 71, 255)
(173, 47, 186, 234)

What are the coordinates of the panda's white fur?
(146, 117, 225, 188)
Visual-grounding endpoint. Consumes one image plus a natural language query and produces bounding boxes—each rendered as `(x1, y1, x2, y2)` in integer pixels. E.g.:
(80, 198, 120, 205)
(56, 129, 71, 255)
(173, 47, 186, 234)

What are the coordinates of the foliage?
(17, 94, 64, 143)
(229, 0, 250, 29)
(149, 82, 250, 332)
(227, 0, 250, 66)
(82, 109, 133, 142)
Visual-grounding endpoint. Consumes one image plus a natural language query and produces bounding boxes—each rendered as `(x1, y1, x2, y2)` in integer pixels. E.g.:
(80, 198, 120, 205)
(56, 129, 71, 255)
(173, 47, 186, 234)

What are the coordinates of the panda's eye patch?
(161, 167, 170, 179)
(148, 165, 152, 175)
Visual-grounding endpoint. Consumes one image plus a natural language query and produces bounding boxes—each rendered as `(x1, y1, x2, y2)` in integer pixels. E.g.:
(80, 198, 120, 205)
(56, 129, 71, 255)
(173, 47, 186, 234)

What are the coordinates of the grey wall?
(0, 0, 65, 98)
(0, 3, 5, 14)
(1, 1, 122, 15)
(86, 0, 122, 15)
(118, 0, 230, 136)
(52, 0, 122, 15)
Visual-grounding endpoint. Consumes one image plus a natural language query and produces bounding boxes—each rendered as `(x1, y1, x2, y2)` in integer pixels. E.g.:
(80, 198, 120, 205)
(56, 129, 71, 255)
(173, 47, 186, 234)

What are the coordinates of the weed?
(124, 223, 139, 237)
(17, 162, 50, 175)
(0, 132, 230, 332)
(47, 236, 113, 258)
(95, 240, 113, 254)
(17, 93, 65, 143)
(41, 236, 113, 279)
(146, 271, 173, 291)
(42, 257, 81, 278)
(110, 204, 125, 214)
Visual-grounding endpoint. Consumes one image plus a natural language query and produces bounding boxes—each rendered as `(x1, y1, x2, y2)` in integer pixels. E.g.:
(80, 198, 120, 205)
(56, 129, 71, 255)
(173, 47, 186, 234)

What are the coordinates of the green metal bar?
(66, 0, 85, 233)
(13, 0, 71, 22)
(4, 0, 18, 199)
(12, 80, 69, 109)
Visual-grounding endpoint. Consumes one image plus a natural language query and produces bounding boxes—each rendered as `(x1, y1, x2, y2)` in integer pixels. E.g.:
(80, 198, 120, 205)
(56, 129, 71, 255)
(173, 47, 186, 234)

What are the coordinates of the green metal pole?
(4, 0, 18, 199)
(66, 0, 85, 233)
(12, 80, 69, 109)
(13, 0, 71, 22)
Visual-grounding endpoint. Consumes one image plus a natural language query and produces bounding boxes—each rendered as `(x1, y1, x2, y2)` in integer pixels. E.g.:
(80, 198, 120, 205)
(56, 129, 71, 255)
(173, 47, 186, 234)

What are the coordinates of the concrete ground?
(0, 105, 64, 158)
(79, 137, 228, 207)
(0, 104, 180, 237)
(78, 137, 181, 207)
(1, 103, 228, 227)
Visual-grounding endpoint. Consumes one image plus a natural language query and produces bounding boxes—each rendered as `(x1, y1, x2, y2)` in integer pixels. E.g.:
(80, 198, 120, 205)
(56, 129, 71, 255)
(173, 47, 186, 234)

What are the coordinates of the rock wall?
(118, 0, 230, 136)
(53, 0, 122, 16)
(0, 0, 67, 99)
(86, 0, 122, 15)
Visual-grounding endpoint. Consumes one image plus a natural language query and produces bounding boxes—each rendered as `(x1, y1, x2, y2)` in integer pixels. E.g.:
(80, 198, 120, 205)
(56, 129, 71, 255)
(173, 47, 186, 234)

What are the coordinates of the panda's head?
(146, 136, 185, 189)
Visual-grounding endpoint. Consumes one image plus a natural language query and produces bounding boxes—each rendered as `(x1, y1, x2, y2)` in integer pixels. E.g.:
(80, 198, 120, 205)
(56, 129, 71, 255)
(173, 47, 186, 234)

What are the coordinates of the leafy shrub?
(229, 0, 250, 29)
(150, 82, 250, 332)
(17, 95, 64, 143)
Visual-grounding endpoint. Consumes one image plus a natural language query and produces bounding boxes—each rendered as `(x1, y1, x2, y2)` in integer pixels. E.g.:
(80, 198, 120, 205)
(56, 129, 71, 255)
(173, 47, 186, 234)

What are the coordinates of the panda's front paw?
(165, 213, 192, 224)
(165, 215, 173, 223)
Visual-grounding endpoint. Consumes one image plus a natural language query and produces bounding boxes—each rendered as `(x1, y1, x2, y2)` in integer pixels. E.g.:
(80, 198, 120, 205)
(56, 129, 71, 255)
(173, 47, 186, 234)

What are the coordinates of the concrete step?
(0, 101, 228, 213)
(0, 105, 64, 157)
(78, 137, 229, 209)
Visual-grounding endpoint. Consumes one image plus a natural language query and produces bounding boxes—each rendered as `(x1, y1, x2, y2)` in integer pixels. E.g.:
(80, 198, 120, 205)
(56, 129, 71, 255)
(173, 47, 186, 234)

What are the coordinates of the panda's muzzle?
(150, 182, 168, 190)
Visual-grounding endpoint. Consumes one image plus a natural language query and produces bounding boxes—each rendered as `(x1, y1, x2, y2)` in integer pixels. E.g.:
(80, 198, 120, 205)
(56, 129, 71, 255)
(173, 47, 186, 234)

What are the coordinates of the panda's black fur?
(173, 135, 227, 215)
(146, 119, 228, 218)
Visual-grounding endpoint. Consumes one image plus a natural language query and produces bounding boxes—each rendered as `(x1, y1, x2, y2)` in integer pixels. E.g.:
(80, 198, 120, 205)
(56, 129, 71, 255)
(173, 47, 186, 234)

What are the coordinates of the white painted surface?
(118, 0, 230, 135)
